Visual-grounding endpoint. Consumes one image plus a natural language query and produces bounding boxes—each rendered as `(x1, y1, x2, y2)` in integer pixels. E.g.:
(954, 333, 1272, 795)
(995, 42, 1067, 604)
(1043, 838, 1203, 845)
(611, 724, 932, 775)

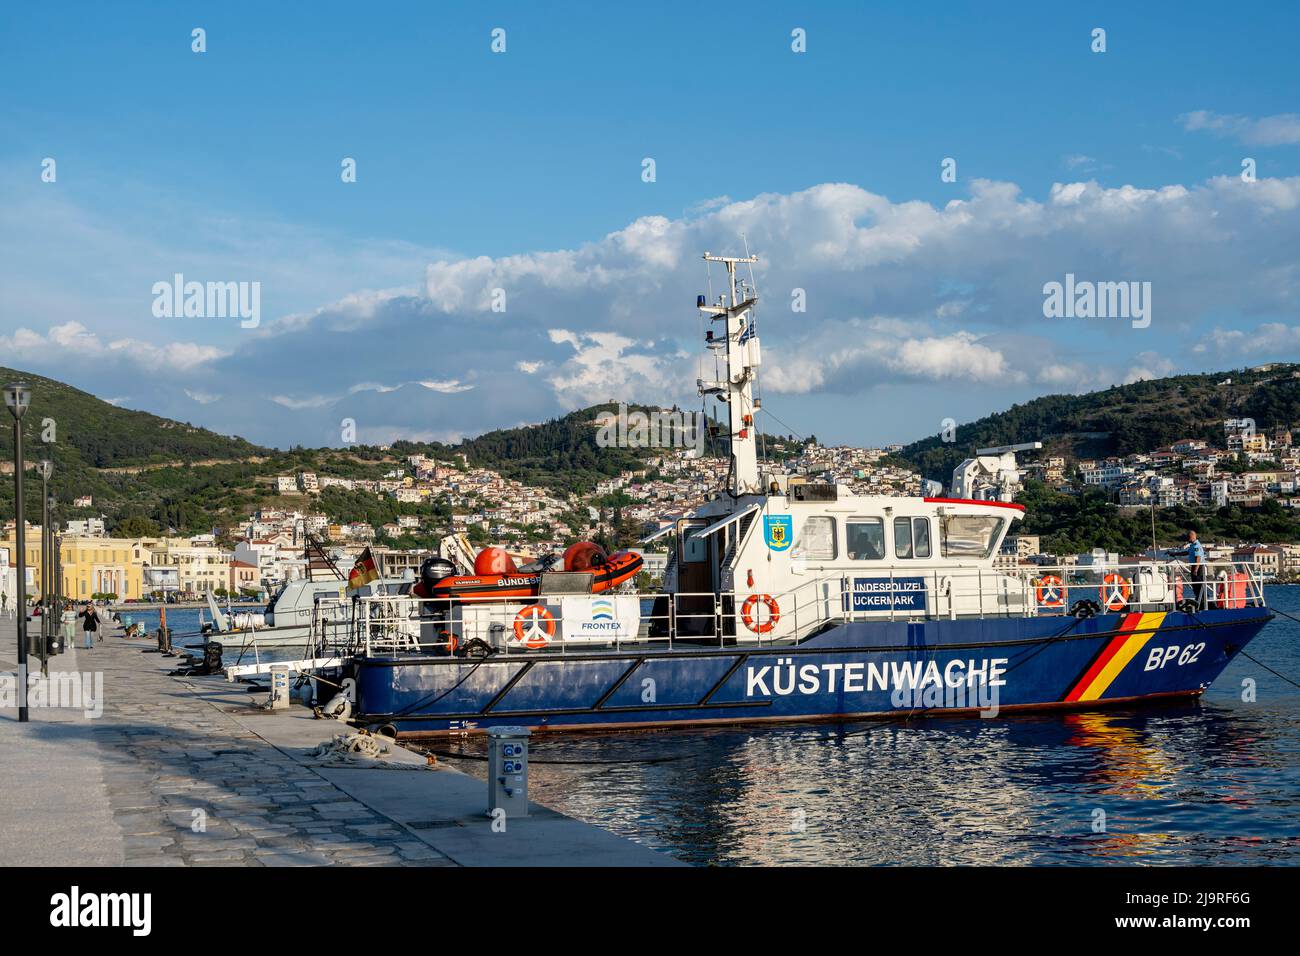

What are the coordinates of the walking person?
(1, 591, 7, 619)
(1185, 531, 1207, 610)
(80, 602, 99, 650)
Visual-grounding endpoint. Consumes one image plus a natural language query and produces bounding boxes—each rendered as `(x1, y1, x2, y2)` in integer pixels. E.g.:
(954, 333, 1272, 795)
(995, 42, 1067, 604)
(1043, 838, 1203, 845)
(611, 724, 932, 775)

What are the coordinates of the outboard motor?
(419, 557, 456, 593)
(418, 557, 457, 654)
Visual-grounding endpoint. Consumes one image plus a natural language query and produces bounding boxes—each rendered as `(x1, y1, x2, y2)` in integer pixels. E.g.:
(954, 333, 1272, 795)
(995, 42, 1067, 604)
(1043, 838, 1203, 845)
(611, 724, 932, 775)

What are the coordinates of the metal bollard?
(486, 726, 530, 818)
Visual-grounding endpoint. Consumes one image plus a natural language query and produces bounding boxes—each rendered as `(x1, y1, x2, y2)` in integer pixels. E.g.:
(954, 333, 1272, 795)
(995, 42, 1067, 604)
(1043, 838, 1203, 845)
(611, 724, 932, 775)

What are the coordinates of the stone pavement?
(0, 611, 680, 867)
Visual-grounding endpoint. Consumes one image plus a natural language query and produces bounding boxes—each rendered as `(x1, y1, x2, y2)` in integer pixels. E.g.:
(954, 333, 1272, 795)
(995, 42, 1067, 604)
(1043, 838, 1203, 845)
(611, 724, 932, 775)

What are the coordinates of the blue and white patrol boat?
(349, 252, 1273, 737)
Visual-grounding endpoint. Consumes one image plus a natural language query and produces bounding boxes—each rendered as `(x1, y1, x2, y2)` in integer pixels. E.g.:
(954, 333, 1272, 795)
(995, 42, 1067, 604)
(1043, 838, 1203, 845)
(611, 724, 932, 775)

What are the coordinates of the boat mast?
(698, 252, 762, 497)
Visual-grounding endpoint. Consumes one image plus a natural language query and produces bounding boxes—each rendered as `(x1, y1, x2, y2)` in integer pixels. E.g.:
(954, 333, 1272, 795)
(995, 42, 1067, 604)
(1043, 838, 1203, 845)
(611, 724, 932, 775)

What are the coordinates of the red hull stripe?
(1063, 612, 1143, 702)
(922, 497, 1026, 512)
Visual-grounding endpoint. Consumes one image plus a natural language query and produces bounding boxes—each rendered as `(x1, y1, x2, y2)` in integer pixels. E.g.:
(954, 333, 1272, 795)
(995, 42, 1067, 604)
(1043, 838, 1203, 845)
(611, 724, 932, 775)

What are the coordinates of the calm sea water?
(116, 606, 264, 638)
(115, 606, 205, 635)
(114, 606, 288, 661)
(438, 586, 1300, 866)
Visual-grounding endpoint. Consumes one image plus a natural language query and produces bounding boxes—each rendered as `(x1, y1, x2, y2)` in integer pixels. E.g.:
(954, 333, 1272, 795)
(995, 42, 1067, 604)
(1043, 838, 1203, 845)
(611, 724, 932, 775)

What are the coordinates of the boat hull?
(351, 608, 1272, 736)
(193, 621, 351, 652)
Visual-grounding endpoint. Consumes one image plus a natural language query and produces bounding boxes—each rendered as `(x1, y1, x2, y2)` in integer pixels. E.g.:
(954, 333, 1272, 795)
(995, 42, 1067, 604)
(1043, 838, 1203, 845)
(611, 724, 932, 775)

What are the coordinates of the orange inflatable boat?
(414, 542, 642, 604)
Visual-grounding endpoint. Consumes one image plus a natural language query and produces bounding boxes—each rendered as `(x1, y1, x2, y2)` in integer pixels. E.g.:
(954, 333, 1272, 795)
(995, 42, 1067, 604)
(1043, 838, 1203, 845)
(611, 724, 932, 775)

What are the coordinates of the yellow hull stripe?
(1077, 612, 1167, 701)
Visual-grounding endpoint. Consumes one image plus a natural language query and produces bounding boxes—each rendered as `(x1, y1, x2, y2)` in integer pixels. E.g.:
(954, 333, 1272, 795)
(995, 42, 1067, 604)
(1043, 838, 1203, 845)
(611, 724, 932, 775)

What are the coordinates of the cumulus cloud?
(1, 321, 226, 370)
(414, 380, 474, 394)
(268, 288, 418, 336)
(1194, 322, 1300, 357)
(1180, 110, 1300, 147)
(545, 329, 684, 408)
(1121, 351, 1177, 384)
(271, 378, 475, 411)
(1063, 154, 1102, 173)
(408, 176, 1300, 356)
(5, 173, 1299, 446)
(270, 394, 336, 411)
(762, 322, 1021, 394)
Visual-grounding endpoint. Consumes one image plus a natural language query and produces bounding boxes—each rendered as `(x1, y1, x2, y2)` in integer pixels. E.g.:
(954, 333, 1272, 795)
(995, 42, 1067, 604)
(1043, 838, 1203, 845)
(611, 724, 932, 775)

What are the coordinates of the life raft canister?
(1214, 571, 1248, 609)
(513, 605, 555, 648)
(1229, 571, 1249, 609)
(1100, 572, 1132, 611)
(741, 594, 780, 633)
(1035, 574, 1065, 608)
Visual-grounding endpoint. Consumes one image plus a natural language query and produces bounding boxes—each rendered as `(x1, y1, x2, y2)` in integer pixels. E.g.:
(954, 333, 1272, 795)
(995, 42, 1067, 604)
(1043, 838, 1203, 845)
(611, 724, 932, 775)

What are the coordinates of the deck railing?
(348, 558, 1266, 658)
(834, 558, 1265, 624)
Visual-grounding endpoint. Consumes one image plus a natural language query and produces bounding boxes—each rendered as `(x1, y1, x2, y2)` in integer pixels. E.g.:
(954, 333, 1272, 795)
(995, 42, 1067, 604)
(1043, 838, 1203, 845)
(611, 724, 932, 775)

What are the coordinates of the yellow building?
(0, 525, 150, 600)
(148, 541, 232, 596)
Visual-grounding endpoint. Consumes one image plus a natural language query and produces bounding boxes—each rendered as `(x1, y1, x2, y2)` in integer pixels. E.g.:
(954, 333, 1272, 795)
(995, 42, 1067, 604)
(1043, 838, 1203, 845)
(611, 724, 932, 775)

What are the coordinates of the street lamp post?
(38, 459, 53, 675)
(49, 495, 59, 655)
(4, 383, 32, 722)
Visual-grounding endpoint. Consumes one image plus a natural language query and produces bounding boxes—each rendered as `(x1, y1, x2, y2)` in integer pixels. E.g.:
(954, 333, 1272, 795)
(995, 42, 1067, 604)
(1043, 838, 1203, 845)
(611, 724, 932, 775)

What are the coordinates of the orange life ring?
(1035, 574, 1065, 608)
(1099, 573, 1132, 612)
(512, 605, 555, 648)
(741, 594, 780, 633)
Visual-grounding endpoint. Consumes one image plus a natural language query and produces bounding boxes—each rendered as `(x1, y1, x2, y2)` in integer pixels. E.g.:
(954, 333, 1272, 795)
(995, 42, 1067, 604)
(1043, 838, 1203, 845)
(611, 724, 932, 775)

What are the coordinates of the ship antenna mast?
(698, 251, 762, 497)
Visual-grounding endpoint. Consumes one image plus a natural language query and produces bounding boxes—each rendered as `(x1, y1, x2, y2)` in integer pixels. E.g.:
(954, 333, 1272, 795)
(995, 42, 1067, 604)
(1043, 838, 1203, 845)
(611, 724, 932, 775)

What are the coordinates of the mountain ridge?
(2, 363, 1298, 542)
(891, 364, 1300, 483)
(0, 366, 266, 468)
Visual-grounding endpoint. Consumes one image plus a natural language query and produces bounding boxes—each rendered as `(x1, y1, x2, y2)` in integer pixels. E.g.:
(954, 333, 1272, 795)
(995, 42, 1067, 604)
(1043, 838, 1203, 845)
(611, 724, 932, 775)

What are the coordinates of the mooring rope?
(1182, 604, 1300, 689)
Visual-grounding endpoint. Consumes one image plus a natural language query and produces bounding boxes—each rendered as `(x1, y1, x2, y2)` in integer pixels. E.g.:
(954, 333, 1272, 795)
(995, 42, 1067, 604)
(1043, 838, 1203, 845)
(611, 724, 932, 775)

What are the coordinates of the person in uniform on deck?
(1186, 531, 1207, 609)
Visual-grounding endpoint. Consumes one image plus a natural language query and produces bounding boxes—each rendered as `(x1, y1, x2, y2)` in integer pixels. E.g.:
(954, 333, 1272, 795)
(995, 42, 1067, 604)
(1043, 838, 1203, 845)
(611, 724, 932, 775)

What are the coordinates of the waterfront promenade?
(0, 613, 679, 867)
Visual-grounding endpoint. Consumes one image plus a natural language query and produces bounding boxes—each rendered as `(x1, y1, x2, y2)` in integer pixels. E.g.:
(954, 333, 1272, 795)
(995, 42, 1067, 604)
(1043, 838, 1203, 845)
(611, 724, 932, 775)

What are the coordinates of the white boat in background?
(203, 574, 415, 653)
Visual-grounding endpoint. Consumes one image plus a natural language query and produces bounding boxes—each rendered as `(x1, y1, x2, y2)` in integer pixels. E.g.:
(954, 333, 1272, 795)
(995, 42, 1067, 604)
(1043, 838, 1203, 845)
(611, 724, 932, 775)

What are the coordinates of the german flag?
(347, 547, 380, 591)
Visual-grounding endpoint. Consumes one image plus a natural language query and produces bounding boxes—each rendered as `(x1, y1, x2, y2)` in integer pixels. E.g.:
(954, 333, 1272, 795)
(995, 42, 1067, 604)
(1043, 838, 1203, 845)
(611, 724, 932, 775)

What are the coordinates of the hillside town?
(3, 416, 1300, 605)
(1036, 420, 1299, 509)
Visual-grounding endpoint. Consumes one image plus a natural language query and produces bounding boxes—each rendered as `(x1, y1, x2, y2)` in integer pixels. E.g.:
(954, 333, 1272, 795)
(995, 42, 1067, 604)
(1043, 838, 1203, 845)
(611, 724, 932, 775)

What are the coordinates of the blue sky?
(2, 1, 1298, 449)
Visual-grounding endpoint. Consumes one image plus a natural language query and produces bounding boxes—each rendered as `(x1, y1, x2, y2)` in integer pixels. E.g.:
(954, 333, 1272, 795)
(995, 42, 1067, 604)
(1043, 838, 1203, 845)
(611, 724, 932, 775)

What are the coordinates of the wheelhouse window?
(681, 522, 712, 561)
(940, 515, 1005, 559)
(681, 526, 709, 563)
(894, 517, 931, 559)
(846, 518, 885, 560)
(792, 516, 837, 561)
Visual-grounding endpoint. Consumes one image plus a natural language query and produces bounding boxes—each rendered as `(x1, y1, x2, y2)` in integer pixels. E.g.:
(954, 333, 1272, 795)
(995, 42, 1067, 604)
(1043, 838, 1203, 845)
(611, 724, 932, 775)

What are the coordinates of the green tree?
(115, 515, 161, 538)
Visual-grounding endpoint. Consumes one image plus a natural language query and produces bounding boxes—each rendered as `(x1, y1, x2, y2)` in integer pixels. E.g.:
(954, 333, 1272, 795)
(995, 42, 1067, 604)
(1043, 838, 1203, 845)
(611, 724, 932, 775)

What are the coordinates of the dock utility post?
(951, 442, 1042, 502)
(487, 726, 531, 819)
(269, 664, 291, 710)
